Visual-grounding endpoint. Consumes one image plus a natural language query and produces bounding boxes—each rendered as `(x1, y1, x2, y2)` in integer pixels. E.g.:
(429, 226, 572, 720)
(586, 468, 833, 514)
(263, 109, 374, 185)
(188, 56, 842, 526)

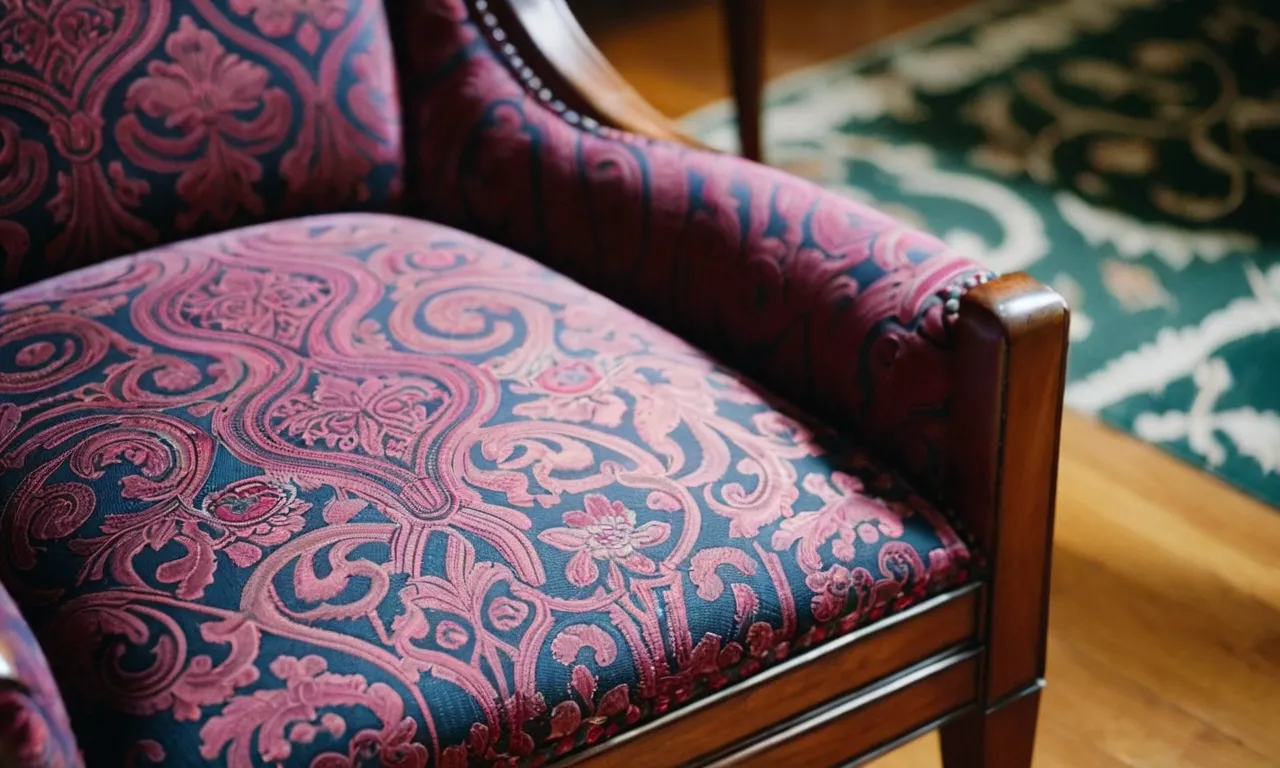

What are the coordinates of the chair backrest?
(0, 0, 404, 291)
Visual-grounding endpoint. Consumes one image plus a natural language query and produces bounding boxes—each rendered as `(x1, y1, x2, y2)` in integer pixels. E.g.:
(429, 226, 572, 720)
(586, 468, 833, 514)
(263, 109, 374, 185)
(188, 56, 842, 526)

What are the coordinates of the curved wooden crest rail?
(466, 3, 1070, 764)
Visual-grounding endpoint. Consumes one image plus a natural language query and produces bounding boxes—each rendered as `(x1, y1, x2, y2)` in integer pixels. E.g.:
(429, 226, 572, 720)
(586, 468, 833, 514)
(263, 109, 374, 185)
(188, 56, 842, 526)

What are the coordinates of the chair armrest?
(393, 0, 990, 487)
(0, 583, 80, 765)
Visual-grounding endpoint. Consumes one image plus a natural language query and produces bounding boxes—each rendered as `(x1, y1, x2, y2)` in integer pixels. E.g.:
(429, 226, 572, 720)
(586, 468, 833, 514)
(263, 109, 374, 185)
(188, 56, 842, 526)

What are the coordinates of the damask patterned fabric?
(0, 0, 402, 291)
(391, 0, 991, 494)
(685, 0, 1280, 507)
(0, 585, 79, 767)
(0, 214, 972, 765)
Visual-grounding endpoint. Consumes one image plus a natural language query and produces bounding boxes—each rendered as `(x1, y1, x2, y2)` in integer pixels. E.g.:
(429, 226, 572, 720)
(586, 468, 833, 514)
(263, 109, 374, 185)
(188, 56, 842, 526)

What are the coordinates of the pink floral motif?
(202, 477, 310, 566)
(271, 373, 445, 460)
(806, 564, 859, 623)
(230, 0, 349, 54)
(0, 3, 116, 88)
(150, 359, 204, 391)
(511, 360, 627, 427)
(201, 654, 426, 766)
(546, 665, 641, 754)
(655, 634, 744, 710)
(538, 494, 670, 587)
(181, 266, 330, 346)
(117, 16, 292, 231)
(442, 694, 546, 765)
(535, 359, 603, 394)
(771, 472, 908, 574)
(549, 625, 617, 666)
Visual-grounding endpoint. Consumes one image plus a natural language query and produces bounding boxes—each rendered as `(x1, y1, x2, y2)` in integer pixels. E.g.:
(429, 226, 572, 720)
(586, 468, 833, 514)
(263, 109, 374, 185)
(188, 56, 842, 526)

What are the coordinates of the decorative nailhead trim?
(467, 0, 604, 134)
(938, 271, 996, 317)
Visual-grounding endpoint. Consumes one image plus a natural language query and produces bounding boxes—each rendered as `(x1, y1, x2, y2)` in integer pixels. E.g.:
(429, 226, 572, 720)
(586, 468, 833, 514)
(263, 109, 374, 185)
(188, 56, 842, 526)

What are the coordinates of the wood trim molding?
(949, 273, 1070, 703)
(471, 0, 703, 147)
(564, 586, 980, 767)
(706, 649, 980, 767)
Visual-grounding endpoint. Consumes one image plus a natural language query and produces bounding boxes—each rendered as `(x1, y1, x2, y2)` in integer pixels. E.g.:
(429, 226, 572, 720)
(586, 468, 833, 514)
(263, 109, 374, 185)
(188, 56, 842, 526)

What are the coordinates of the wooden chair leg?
(940, 685, 1041, 768)
(721, 0, 764, 161)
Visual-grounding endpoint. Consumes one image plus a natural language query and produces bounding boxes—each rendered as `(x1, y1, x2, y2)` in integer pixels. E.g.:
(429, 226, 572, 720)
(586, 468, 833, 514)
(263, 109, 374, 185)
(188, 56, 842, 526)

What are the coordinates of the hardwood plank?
(571, 2, 1280, 766)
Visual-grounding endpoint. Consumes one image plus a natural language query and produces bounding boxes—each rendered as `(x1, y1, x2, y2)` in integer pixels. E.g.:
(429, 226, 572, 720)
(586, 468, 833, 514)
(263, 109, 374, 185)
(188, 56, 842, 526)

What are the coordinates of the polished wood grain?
(720, 0, 763, 160)
(565, 588, 980, 768)
(951, 275, 1068, 704)
(487, 0, 696, 144)
(939, 274, 1068, 766)
(941, 684, 1041, 768)
(710, 653, 978, 767)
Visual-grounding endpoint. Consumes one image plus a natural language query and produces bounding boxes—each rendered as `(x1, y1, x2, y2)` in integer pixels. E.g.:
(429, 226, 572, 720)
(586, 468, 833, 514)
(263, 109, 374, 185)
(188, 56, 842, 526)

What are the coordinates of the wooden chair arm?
(950, 273, 1070, 703)
(478, 0, 702, 147)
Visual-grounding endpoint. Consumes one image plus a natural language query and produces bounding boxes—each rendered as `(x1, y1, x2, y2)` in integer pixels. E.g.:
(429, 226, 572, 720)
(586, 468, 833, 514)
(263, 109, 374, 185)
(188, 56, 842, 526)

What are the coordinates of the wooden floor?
(570, 2, 1280, 766)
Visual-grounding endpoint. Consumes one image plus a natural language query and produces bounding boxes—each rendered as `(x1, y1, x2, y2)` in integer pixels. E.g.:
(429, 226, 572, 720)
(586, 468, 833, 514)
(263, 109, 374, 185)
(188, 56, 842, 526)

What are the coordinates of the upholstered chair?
(0, 0, 1067, 765)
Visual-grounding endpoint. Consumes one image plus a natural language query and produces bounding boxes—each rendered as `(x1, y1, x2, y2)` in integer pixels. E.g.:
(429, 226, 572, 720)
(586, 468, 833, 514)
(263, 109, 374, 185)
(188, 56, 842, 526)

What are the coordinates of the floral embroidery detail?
(272, 373, 446, 460)
(538, 494, 671, 587)
(202, 477, 310, 566)
(536, 359, 603, 394)
(546, 666, 641, 755)
(117, 16, 292, 231)
(771, 472, 908, 573)
(181, 267, 331, 346)
(200, 655, 426, 765)
(512, 360, 628, 427)
(0, 3, 117, 88)
(806, 564, 861, 623)
(230, 0, 350, 54)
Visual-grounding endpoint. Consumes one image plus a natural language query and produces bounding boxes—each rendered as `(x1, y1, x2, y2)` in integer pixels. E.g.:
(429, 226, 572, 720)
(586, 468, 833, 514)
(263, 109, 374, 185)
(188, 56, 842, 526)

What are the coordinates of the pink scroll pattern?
(0, 214, 971, 765)
(0, 0, 402, 290)
(392, 0, 991, 493)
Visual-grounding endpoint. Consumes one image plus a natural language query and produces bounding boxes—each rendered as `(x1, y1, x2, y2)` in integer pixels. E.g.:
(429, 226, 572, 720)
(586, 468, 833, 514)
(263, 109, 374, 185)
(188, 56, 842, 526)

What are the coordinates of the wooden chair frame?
(470, 3, 1070, 764)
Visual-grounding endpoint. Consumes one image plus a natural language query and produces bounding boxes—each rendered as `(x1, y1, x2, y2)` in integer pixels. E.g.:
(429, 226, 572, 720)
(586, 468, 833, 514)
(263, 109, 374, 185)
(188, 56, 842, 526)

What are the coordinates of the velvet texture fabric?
(0, 585, 79, 767)
(0, 0, 402, 291)
(0, 214, 971, 765)
(394, 0, 991, 492)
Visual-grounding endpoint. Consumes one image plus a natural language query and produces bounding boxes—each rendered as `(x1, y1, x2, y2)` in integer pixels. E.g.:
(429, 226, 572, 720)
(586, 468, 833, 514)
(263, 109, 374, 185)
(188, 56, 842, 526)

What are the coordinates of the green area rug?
(683, 0, 1280, 507)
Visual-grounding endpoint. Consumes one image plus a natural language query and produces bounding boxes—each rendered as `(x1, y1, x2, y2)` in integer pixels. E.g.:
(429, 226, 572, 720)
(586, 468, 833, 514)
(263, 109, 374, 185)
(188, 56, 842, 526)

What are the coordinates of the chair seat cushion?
(0, 213, 973, 765)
